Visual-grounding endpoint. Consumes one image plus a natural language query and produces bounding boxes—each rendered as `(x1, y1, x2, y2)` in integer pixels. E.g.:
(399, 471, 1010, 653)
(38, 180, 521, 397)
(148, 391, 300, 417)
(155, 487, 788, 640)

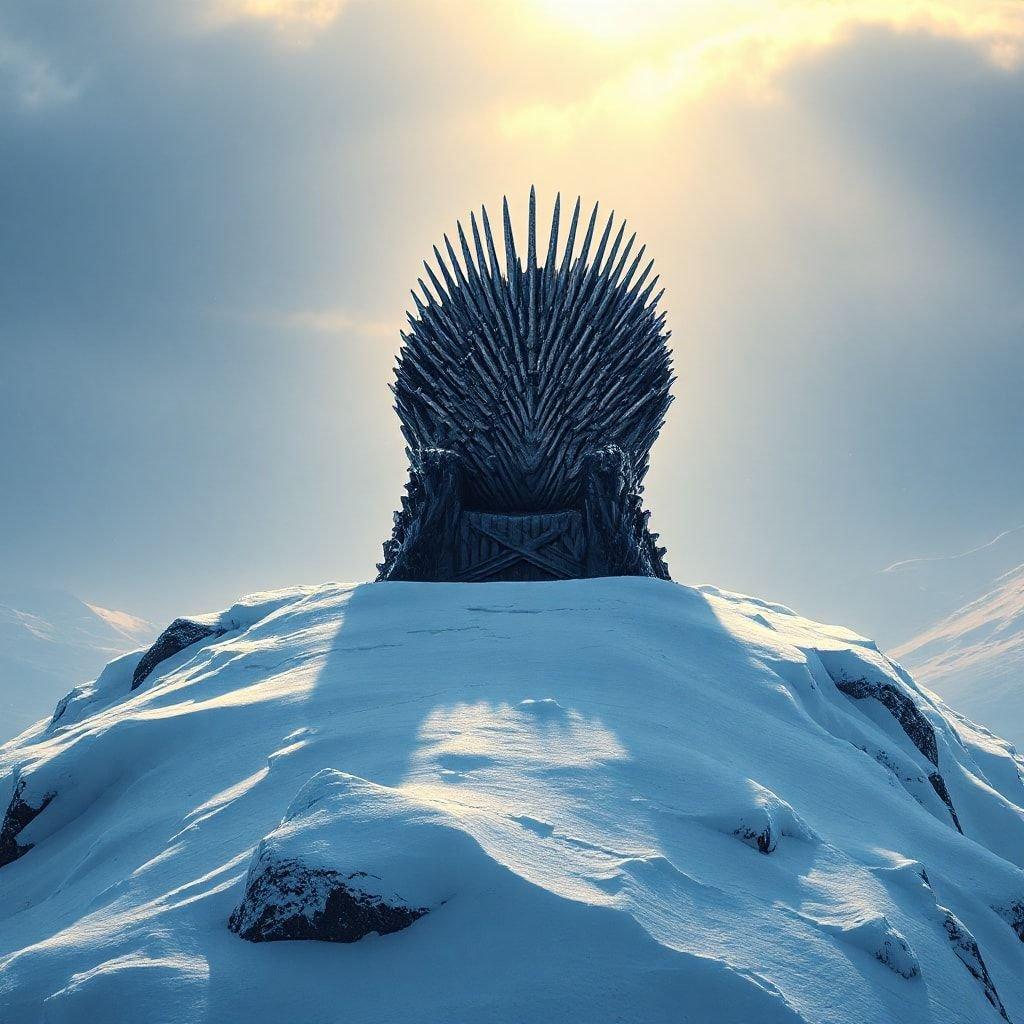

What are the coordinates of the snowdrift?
(1, 578, 1023, 1023)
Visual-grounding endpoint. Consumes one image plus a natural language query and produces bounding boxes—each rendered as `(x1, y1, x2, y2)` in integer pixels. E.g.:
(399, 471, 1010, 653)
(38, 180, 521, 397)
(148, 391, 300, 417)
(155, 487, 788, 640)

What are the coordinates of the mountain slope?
(834, 524, 1024, 649)
(1, 579, 1023, 1024)
(0, 590, 154, 742)
(894, 564, 1024, 747)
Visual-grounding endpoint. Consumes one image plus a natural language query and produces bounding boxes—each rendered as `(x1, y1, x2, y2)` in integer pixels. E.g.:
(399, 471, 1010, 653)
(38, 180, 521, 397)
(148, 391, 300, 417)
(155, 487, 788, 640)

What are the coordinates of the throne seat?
(455, 510, 585, 582)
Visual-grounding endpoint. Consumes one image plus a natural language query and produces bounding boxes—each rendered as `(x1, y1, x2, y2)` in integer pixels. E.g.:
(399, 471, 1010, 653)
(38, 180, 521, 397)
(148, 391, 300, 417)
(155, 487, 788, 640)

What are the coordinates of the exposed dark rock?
(928, 772, 964, 835)
(131, 618, 226, 691)
(49, 687, 80, 728)
(941, 908, 1010, 1021)
(863, 744, 926, 788)
(832, 676, 938, 767)
(0, 778, 55, 869)
(994, 900, 1024, 943)
(863, 918, 920, 979)
(229, 856, 427, 943)
(856, 741, 964, 835)
(734, 824, 775, 854)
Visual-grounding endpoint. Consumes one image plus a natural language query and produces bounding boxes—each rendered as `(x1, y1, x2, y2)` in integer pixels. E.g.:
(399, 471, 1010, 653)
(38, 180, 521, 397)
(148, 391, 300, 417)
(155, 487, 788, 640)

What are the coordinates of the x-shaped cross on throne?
(455, 514, 584, 582)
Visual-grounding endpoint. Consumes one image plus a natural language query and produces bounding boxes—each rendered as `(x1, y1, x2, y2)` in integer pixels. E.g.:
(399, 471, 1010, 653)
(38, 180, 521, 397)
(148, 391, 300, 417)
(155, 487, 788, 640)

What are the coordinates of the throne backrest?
(393, 188, 674, 514)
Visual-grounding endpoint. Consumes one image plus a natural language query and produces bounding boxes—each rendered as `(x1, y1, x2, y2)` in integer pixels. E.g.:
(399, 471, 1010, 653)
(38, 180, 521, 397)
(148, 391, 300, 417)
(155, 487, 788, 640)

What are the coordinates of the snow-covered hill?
(894, 564, 1024, 748)
(1, 579, 1023, 1024)
(0, 590, 154, 742)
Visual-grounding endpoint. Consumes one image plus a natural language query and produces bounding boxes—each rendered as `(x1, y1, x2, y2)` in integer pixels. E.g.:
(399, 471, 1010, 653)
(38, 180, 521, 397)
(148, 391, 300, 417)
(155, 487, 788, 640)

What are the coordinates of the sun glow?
(207, 0, 347, 30)
(505, 0, 1024, 143)
(534, 0, 713, 39)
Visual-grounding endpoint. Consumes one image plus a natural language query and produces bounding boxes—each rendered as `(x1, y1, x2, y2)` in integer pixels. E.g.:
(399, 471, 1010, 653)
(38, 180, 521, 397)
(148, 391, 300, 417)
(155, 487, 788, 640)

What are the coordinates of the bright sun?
(534, 0, 707, 38)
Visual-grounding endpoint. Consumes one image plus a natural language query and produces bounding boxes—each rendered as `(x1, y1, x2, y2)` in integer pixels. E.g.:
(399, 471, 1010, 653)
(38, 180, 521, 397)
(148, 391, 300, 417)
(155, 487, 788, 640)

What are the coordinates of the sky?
(1, 0, 1022, 640)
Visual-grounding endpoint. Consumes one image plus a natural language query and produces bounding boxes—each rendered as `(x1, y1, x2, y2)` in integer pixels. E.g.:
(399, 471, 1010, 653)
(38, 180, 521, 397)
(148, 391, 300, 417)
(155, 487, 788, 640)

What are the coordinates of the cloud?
(1, 0, 1021, 628)
(500, 2, 1024, 143)
(211, 0, 349, 27)
(0, 31, 81, 110)
(882, 525, 1024, 574)
(202, 0, 352, 41)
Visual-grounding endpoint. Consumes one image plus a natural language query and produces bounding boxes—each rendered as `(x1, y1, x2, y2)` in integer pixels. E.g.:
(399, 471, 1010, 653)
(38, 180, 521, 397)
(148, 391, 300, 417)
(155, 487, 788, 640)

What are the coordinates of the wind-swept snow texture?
(1, 578, 1023, 1023)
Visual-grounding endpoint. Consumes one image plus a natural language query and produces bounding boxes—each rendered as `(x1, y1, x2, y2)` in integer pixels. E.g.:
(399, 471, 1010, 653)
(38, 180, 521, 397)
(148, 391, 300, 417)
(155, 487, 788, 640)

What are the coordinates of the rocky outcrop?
(229, 857, 427, 943)
(687, 779, 818, 856)
(832, 676, 939, 766)
(131, 618, 226, 690)
(49, 688, 79, 728)
(733, 822, 775, 854)
(0, 778, 54, 869)
(827, 668, 967, 834)
(927, 771, 964, 834)
(809, 911, 920, 980)
(871, 924, 920, 979)
(940, 907, 1010, 1021)
(228, 770, 485, 946)
(994, 900, 1024, 943)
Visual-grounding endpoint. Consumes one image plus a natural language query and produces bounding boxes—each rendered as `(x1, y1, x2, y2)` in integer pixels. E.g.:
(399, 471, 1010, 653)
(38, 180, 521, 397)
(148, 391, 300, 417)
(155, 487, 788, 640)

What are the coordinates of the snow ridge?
(1, 578, 1023, 1024)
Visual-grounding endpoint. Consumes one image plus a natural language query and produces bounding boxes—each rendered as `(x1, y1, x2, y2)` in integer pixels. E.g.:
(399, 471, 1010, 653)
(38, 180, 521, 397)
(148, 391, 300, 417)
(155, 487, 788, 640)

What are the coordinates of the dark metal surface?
(456, 511, 585, 582)
(377, 189, 674, 583)
(391, 187, 673, 512)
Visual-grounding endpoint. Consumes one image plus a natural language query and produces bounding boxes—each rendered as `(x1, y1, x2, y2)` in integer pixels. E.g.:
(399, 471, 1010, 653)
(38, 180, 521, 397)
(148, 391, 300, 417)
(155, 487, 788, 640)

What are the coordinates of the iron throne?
(377, 188, 674, 583)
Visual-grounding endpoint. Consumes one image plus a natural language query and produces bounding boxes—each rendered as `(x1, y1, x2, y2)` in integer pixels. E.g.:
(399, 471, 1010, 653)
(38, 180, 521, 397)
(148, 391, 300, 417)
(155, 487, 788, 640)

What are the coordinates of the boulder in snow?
(131, 618, 227, 690)
(130, 588, 319, 692)
(229, 769, 483, 944)
(0, 777, 54, 869)
(228, 858, 427, 943)
(807, 910, 920, 980)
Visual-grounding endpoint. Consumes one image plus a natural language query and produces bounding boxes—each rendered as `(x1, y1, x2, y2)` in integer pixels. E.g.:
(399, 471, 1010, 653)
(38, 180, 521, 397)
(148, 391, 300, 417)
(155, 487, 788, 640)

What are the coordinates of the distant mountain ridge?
(836, 524, 1024, 649)
(0, 589, 154, 741)
(894, 562, 1024, 747)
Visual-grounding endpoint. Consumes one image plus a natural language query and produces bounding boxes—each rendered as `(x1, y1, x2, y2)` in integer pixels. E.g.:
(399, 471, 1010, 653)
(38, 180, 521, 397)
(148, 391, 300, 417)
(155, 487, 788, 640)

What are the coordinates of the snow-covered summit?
(1, 578, 1023, 1023)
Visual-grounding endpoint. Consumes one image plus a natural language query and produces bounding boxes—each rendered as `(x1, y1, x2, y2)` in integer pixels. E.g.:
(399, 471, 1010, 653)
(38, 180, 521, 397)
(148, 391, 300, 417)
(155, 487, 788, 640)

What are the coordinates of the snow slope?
(894, 564, 1024, 748)
(0, 590, 154, 742)
(1, 578, 1023, 1024)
